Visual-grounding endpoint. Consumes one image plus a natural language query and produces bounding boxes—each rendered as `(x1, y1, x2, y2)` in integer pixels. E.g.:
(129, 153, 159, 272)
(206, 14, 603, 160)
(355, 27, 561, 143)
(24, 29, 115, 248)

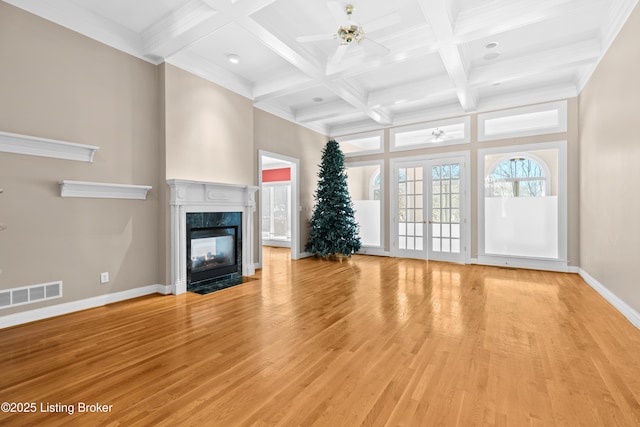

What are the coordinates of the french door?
(392, 155, 468, 263)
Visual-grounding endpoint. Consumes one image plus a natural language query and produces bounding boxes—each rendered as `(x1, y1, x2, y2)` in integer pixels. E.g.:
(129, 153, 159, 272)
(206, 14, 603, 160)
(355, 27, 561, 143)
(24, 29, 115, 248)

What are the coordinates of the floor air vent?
(0, 281, 62, 309)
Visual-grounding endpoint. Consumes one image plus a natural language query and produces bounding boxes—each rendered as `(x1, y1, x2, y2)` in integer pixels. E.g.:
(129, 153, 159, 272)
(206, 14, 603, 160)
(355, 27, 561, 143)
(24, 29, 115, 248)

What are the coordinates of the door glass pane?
(397, 166, 424, 254)
(407, 238, 415, 250)
(451, 164, 460, 178)
(407, 223, 415, 236)
(451, 209, 460, 223)
(416, 237, 423, 250)
(429, 161, 463, 259)
(399, 236, 406, 249)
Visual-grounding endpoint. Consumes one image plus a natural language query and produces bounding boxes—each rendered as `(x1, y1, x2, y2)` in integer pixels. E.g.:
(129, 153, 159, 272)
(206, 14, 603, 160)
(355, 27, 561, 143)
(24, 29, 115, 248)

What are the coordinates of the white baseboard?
(1, 284, 169, 329)
(471, 256, 569, 272)
(578, 268, 640, 330)
(357, 248, 391, 257)
(298, 251, 313, 259)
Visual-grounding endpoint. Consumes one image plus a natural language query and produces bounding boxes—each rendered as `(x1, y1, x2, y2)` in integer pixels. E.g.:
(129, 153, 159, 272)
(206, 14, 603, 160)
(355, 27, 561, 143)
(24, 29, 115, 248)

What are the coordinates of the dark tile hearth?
(188, 276, 256, 295)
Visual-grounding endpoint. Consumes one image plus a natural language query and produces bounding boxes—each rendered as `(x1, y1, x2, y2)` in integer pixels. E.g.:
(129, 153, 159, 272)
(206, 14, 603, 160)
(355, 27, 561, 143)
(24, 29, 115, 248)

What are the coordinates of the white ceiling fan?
(296, 2, 400, 66)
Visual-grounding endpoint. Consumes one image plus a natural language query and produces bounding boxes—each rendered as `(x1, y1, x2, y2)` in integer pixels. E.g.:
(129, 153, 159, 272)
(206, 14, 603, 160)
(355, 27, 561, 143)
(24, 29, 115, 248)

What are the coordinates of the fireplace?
(189, 227, 237, 279)
(186, 212, 242, 291)
(167, 180, 258, 295)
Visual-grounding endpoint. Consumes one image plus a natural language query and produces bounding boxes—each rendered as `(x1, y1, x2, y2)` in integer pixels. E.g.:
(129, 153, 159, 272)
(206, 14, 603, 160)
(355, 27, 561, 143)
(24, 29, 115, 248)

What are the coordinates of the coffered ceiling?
(4, 0, 638, 136)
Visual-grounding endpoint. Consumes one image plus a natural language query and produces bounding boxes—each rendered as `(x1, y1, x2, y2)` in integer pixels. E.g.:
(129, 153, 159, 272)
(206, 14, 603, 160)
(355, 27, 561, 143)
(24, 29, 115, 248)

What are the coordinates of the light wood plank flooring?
(1, 247, 640, 426)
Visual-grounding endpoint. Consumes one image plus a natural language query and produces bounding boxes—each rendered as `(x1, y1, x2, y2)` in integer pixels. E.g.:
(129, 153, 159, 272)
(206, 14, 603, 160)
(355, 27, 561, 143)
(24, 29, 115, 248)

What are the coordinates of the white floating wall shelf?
(60, 180, 152, 200)
(0, 130, 98, 162)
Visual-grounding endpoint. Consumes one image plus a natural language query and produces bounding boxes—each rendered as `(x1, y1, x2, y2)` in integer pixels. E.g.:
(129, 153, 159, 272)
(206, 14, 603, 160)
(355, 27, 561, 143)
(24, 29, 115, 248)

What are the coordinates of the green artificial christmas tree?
(306, 139, 361, 257)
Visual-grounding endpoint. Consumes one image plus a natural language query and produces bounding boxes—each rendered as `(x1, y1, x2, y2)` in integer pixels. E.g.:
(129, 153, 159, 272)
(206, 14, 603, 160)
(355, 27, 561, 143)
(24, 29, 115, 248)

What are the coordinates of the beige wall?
(344, 98, 580, 265)
(0, 2, 160, 314)
(254, 109, 326, 256)
(163, 63, 254, 185)
(579, 4, 640, 313)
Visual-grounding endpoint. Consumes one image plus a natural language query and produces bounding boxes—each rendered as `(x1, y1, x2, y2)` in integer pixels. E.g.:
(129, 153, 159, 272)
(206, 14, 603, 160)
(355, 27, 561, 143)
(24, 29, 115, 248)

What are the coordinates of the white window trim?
(390, 116, 470, 152)
(333, 130, 384, 157)
(476, 141, 568, 270)
(345, 159, 385, 252)
(478, 100, 567, 142)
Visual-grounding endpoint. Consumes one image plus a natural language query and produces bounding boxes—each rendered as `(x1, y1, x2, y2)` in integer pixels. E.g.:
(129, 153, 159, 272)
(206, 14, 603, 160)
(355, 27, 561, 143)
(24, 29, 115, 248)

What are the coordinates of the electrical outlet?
(100, 272, 109, 283)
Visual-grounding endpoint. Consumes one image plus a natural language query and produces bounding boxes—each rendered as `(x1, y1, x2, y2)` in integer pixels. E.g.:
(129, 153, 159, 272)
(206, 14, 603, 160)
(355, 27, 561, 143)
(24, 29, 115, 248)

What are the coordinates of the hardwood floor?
(1, 247, 640, 426)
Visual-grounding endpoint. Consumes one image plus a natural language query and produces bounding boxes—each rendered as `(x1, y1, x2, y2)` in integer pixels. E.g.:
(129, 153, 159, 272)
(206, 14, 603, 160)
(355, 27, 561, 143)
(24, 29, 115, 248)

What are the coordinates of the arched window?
(487, 156, 547, 197)
(369, 170, 381, 200)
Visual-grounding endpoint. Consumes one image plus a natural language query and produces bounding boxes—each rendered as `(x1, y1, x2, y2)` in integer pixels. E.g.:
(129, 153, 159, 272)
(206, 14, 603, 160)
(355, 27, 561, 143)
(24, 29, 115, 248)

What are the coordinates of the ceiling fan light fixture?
(337, 25, 363, 44)
(432, 128, 445, 141)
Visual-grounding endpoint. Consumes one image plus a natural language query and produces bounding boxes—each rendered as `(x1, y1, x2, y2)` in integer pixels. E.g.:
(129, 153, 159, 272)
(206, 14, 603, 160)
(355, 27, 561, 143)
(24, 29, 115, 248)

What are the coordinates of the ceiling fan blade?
(329, 43, 350, 65)
(296, 33, 336, 43)
(364, 13, 401, 34)
(361, 38, 389, 56)
(327, 1, 347, 25)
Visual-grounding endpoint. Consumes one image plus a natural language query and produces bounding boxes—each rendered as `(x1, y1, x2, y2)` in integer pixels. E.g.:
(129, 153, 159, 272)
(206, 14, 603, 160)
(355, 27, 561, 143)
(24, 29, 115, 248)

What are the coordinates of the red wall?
(262, 167, 291, 182)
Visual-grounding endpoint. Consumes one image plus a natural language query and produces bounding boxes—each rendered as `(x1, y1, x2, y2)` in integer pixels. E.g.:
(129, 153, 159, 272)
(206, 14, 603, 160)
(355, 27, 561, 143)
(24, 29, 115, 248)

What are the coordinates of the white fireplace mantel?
(167, 179, 259, 295)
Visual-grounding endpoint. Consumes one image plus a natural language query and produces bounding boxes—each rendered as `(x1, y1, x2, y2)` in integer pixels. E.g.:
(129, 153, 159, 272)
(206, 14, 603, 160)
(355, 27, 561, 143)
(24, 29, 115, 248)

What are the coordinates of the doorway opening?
(258, 150, 300, 266)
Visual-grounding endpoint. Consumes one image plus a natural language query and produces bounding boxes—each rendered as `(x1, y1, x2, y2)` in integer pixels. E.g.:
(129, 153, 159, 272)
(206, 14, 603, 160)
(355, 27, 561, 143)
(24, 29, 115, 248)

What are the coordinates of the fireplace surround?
(167, 180, 258, 295)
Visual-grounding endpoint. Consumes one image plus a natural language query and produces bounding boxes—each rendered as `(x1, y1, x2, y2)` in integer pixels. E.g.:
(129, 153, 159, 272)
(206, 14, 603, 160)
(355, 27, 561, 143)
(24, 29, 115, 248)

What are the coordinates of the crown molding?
(0, 130, 98, 162)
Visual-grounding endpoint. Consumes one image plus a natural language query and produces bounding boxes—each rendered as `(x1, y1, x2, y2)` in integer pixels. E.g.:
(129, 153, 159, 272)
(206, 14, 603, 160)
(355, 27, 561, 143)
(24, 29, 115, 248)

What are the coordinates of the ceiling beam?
(253, 75, 317, 103)
(419, 0, 477, 111)
(237, 16, 392, 125)
(469, 40, 601, 87)
(142, 0, 278, 60)
(367, 75, 455, 108)
(295, 100, 356, 123)
(454, 0, 584, 43)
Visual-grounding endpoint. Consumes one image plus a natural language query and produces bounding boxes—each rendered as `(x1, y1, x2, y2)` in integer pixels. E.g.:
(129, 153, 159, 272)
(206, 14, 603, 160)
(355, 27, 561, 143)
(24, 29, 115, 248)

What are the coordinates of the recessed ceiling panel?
(467, 3, 606, 67)
(186, 22, 301, 83)
(72, 0, 191, 33)
(346, 53, 447, 92)
(477, 68, 578, 99)
(276, 86, 343, 111)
